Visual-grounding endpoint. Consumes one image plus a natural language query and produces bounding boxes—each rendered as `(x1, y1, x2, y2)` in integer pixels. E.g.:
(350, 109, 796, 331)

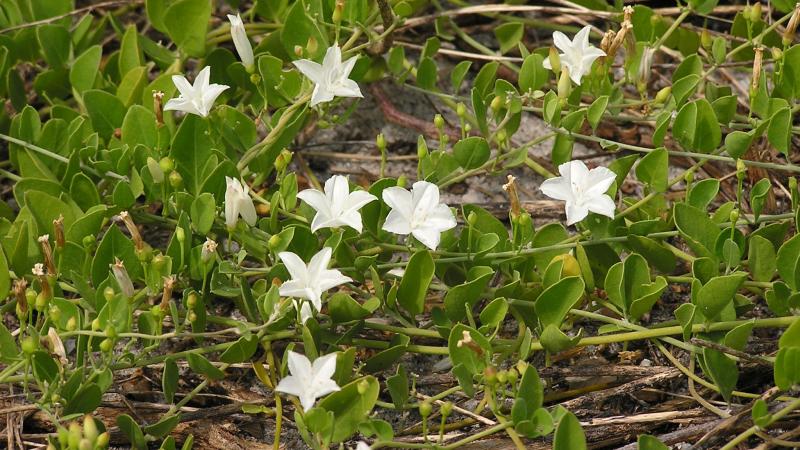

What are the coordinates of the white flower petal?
(382, 209, 412, 235)
(293, 59, 324, 85)
(278, 252, 309, 284)
(345, 190, 377, 212)
(308, 247, 333, 282)
(312, 353, 339, 380)
(412, 227, 442, 250)
(382, 187, 413, 222)
(565, 202, 590, 225)
(237, 195, 257, 226)
(587, 194, 616, 218)
(540, 177, 572, 202)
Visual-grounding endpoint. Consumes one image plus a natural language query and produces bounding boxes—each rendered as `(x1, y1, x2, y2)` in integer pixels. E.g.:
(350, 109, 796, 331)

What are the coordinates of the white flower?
(293, 45, 362, 107)
(542, 26, 606, 85)
(540, 160, 617, 226)
(382, 181, 457, 250)
(275, 351, 340, 412)
(227, 14, 254, 69)
(164, 66, 229, 117)
(225, 177, 257, 229)
(278, 247, 352, 311)
(297, 175, 377, 233)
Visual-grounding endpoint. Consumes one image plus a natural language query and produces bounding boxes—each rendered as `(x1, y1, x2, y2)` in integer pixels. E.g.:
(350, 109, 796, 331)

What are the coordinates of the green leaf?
(635, 148, 668, 192)
(673, 98, 721, 153)
(328, 292, 370, 323)
(674, 203, 720, 258)
(553, 411, 586, 450)
(702, 347, 738, 402)
(190, 193, 216, 235)
(145, 414, 181, 439)
(638, 435, 669, 450)
(416, 57, 438, 90)
(688, 179, 720, 209)
(587, 96, 609, 130)
(220, 335, 258, 364)
(450, 60, 472, 92)
(519, 54, 548, 93)
(397, 250, 434, 316)
(748, 235, 776, 282)
(119, 25, 143, 78)
(535, 277, 584, 328)
(317, 376, 379, 443)
(69, 45, 101, 94)
(169, 114, 212, 194)
(750, 178, 771, 222)
(117, 414, 147, 450)
(444, 266, 493, 322)
(36, 24, 70, 68)
(163, 357, 178, 403)
(447, 324, 491, 374)
(724, 130, 754, 159)
(494, 22, 524, 54)
(121, 105, 158, 149)
(187, 352, 225, 380)
(84, 89, 126, 140)
(777, 233, 800, 290)
(91, 225, 141, 286)
(281, 0, 327, 60)
(453, 136, 490, 170)
(386, 365, 409, 410)
(695, 273, 746, 320)
(164, 0, 211, 57)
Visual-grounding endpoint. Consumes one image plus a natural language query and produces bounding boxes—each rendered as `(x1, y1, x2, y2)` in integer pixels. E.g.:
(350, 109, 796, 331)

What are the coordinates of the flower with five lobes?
(164, 66, 229, 117)
(293, 44, 363, 107)
(224, 177, 257, 229)
(382, 181, 457, 250)
(227, 14, 255, 70)
(297, 175, 377, 233)
(275, 351, 340, 412)
(542, 25, 606, 85)
(540, 160, 617, 226)
(278, 247, 352, 312)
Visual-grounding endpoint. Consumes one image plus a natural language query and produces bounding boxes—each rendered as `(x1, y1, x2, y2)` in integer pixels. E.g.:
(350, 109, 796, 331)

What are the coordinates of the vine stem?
(721, 397, 800, 449)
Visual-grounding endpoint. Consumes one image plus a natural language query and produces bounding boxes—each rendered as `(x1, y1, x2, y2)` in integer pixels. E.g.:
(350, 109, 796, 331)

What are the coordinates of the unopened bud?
(176, 227, 185, 243)
(417, 136, 428, 159)
(730, 209, 740, 224)
(99, 338, 113, 352)
(548, 47, 561, 74)
(786, 4, 800, 45)
(96, 432, 109, 448)
(750, 2, 762, 22)
(103, 286, 115, 302)
(701, 30, 712, 50)
(376, 133, 386, 151)
(433, 114, 444, 131)
(456, 102, 467, 118)
(332, 0, 344, 24)
(654, 86, 671, 104)
(418, 401, 432, 418)
(168, 170, 183, 188)
(490, 95, 503, 114)
(552, 253, 581, 278)
(275, 149, 293, 172)
(159, 157, 174, 173)
(83, 416, 98, 442)
(111, 259, 134, 298)
(147, 157, 165, 183)
(557, 67, 571, 99)
(772, 47, 784, 61)
(357, 378, 370, 394)
(440, 401, 453, 417)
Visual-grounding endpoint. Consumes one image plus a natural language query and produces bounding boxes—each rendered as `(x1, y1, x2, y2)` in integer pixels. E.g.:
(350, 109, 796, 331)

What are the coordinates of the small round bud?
(496, 370, 508, 384)
(103, 286, 115, 302)
(306, 36, 318, 56)
(772, 47, 784, 61)
(99, 338, 114, 353)
(187, 292, 198, 309)
(82, 234, 96, 249)
(552, 253, 581, 278)
(456, 102, 467, 118)
(268, 234, 281, 251)
(91, 318, 101, 331)
(357, 379, 370, 395)
(176, 227, 186, 243)
(21, 336, 37, 355)
(49, 305, 61, 323)
(188, 311, 198, 323)
(376, 133, 387, 151)
(729, 209, 740, 224)
(26, 289, 36, 305)
(700, 30, 712, 50)
(158, 157, 174, 173)
(464, 123, 472, 133)
(250, 73, 261, 84)
(433, 114, 445, 131)
(467, 211, 478, 226)
(507, 367, 518, 384)
(495, 129, 507, 144)
(105, 325, 117, 339)
(397, 175, 407, 187)
(418, 401, 432, 418)
(168, 170, 183, 188)
(66, 316, 77, 331)
(35, 292, 49, 311)
(147, 157, 165, 184)
(547, 47, 561, 74)
(68, 422, 82, 448)
(490, 96, 503, 114)
(750, 3, 762, 22)
(440, 401, 453, 417)
(152, 254, 166, 270)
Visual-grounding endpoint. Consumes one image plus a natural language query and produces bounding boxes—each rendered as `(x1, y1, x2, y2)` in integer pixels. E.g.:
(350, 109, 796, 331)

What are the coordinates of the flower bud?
(772, 47, 784, 61)
(169, 170, 183, 188)
(490, 95, 503, 114)
(227, 14, 255, 70)
(82, 234, 96, 249)
(332, 0, 344, 24)
(83, 416, 98, 442)
(467, 211, 477, 226)
(99, 338, 113, 353)
(68, 422, 82, 448)
(91, 318, 101, 331)
(21, 336, 37, 355)
(700, 29, 712, 50)
(294, 45, 304, 57)
(507, 367, 518, 384)
(357, 379, 370, 394)
(785, 3, 800, 45)
(397, 175, 407, 187)
(275, 149, 293, 173)
(147, 157, 165, 183)
(111, 259, 135, 298)
(548, 47, 561, 74)
(176, 227, 186, 243)
(736, 159, 747, 178)
(418, 401, 432, 418)
(306, 36, 318, 56)
(730, 209, 740, 224)
(187, 292, 198, 310)
(49, 305, 61, 323)
(483, 366, 498, 385)
(376, 133, 387, 152)
(79, 438, 92, 450)
(66, 316, 77, 331)
(96, 432, 110, 448)
(201, 238, 218, 263)
(103, 286, 115, 302)
(654, 86, 671, 104)
(750, 2, 762, 22)
(496, 369, 508, 384)
(188, 311, 198, 323)
(557, 67, 571, 99)
(105, 325, 117, 339)
(417, 136, 429, 159)
(552, 253, 581, 277)
(440, 401, 453, 417)
(268, 234, 281, 252)
(433, 114, 444, 131)
(159, 157, 174, 173)
(456, 102, 467, 118)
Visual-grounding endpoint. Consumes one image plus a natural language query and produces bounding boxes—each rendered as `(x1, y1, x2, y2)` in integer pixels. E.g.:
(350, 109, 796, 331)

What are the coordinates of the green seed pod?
(78, 438, 92, 450)
(729, 209, 740, 224)
(35, 292, 49, 311)
(187, 292, 198, 309)
(91, 318, 101, 331)
(95, 432, 110, 448)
